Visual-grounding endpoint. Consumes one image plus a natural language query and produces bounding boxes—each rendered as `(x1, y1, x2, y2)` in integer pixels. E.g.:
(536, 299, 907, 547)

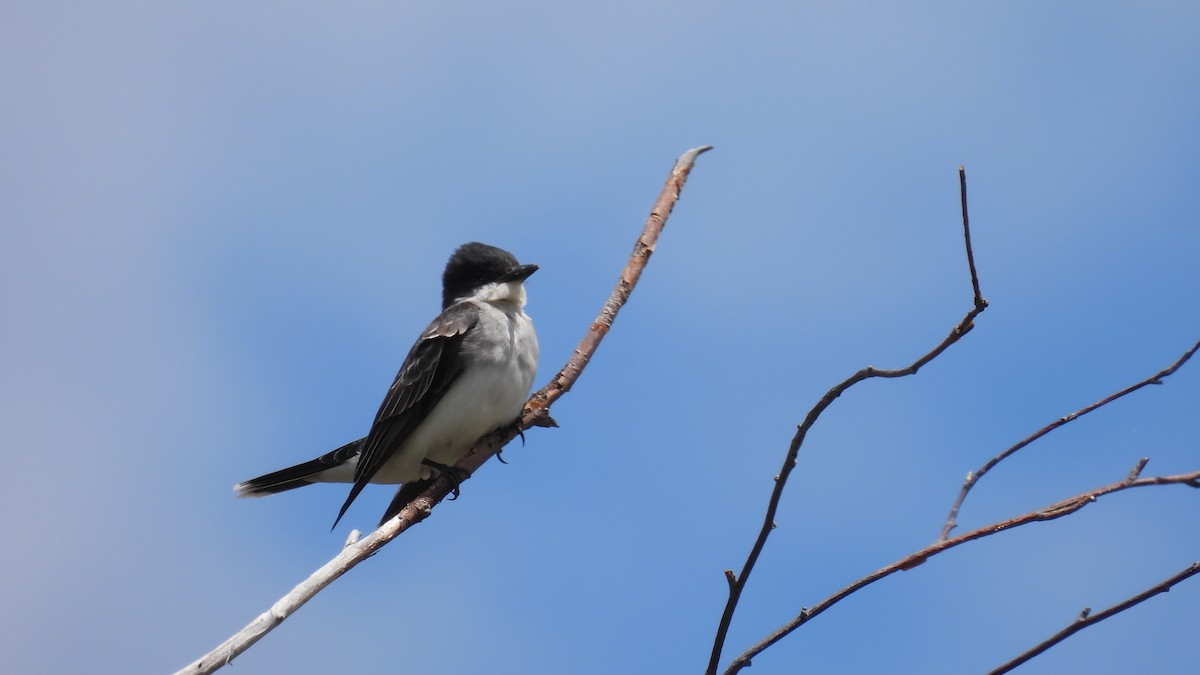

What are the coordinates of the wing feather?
(331, 304, 476, 528)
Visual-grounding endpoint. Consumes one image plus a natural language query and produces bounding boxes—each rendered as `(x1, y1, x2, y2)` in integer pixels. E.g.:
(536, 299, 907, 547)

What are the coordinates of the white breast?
(372, 300, 537, 483)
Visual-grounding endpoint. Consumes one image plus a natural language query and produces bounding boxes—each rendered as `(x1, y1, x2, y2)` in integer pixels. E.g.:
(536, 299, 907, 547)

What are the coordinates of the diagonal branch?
(705, 167, 987, 675)
(723, 463, 1200, 674)
(524, 145, 713, 417)
(939, 339, 1200, 540)
(175, 145, 712, 675)
(989, 562, 1200, 675)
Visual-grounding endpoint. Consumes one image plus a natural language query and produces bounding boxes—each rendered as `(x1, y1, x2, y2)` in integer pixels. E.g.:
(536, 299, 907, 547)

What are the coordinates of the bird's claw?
(421, 459, 471, 499)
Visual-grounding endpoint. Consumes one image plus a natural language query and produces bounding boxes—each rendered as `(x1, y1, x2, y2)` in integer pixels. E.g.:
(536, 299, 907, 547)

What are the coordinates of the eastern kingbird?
(235, 242, 539, 528)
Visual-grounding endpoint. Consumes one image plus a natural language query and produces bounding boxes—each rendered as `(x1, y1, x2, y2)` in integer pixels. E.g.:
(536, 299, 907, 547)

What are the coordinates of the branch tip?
(672, 146, 714, 175)
(1127, 457, 1150, 483)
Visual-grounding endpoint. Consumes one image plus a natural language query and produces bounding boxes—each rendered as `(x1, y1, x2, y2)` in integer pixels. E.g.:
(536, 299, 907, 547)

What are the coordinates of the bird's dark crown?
(442, 242, 535, 308)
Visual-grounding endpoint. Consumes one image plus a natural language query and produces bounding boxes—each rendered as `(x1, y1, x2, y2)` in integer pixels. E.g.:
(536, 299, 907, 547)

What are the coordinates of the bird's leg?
(497, 424, 522, 463)
(421, 459, 471, 500)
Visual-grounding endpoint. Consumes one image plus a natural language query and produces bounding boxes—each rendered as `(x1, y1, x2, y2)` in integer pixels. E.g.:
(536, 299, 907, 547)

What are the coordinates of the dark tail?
(378, 479, 436, 526)
(234, 438, 364, 497)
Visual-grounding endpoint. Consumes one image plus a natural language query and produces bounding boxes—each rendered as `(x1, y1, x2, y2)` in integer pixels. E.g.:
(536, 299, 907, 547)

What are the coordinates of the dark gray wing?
(332, 303, 477, 528)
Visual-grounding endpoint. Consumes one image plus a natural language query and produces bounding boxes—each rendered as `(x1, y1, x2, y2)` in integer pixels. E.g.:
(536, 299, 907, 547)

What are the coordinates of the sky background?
(2, 3, 1198, 674)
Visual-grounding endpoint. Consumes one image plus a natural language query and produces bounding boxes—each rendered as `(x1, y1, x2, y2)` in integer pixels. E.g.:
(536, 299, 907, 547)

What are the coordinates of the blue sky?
(3, 3, 1198, 674)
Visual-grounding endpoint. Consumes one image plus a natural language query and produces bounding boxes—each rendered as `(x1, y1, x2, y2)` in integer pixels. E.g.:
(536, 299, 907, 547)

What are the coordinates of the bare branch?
(175, 146, 713, 675)
(723, 466, 1200, 674)
(523, 144, 712, 418)
(958, 165, 983, 301)
(939, 339, 1200, 540)
(988, 562, 1200, 675)
(706, 167, 987, 675)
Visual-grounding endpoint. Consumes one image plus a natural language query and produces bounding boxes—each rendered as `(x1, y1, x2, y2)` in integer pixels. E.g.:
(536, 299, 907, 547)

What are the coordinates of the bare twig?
(958, 166, 983, 301)
(176, 145, 712, 675)
(989, 562, 1200, 674)
(723, 465, 1200, 674)
(705, 167, 987, 675)
(939, 339, 1200, 540)
(523, 145, 713, 418)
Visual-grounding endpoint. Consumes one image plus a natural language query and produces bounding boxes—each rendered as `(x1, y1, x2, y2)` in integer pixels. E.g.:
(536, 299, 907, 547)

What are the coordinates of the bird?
(235, 242, 539, 529)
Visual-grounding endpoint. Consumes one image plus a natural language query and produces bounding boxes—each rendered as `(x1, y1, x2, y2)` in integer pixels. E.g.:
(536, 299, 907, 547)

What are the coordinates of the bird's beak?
(502, 263, 539, 282)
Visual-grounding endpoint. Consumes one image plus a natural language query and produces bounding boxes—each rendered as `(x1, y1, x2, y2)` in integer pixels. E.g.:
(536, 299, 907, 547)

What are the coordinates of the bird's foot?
(421, 459, 471, 500)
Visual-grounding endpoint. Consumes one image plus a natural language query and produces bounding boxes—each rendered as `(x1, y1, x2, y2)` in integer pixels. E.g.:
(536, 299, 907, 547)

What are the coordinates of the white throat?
(462, 280, 527, 307)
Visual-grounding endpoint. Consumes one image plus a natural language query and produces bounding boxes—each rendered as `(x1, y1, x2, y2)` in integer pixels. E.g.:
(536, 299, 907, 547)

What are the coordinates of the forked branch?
(724, 465, 1200, 674)
(706, 167, 987, 675)
(940, 339, 1200, 540)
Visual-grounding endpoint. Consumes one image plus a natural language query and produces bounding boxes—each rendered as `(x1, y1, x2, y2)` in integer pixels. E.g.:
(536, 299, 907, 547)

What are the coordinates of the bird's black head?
(442, 242, 538, 309)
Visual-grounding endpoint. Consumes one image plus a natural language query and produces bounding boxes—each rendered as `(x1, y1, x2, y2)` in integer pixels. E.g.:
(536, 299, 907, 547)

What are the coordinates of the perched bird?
(235, 242, 539, 528)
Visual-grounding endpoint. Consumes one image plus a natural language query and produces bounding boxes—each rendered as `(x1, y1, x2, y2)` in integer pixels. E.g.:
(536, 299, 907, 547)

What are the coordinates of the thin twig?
(723, 465, 1200, 674)
(523, 145, 712, 418)
(175, 145, 712, 675)
(706, 167, 987, 675)
(989, 562, 1200, 674)
(959, 166, 982, 301)
(939, 339, 1200, 540)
